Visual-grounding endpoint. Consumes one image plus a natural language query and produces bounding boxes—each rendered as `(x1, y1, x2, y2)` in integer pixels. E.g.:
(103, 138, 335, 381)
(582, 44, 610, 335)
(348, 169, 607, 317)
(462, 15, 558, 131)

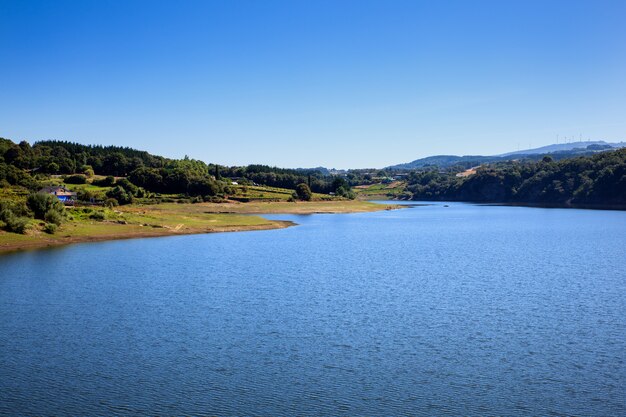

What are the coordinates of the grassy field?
(231, 184, 294, 201)
(354, 181, 406, 199)
(0, 199, 400, 254)
(165, 199, 397, 214)
(0, 204, 292, 254)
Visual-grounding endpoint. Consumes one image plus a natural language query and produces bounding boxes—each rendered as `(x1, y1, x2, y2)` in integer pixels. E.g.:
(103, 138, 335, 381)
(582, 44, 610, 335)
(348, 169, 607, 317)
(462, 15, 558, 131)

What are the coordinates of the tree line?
(404, 150, 626, 206)
(0, 138, 356, 200)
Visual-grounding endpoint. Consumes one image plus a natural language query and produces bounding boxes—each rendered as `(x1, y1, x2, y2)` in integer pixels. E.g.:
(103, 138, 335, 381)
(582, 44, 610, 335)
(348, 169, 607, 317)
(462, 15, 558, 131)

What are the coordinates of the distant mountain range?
(498, 141, 625, 156)
(387, 141, 626, 170)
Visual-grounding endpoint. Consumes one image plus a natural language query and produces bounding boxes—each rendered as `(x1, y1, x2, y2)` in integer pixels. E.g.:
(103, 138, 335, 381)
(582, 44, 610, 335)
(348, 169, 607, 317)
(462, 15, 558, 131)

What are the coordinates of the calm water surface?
(1, 202, 625, 416)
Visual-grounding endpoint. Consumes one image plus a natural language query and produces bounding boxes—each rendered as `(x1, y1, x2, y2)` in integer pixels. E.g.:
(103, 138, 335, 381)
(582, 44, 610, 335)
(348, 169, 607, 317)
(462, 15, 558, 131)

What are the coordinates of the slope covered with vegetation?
(0, 138, 356, 198)
(387, 143, 625, 170)
(404, 150, 626, 207)
(0, 137, 364, 241)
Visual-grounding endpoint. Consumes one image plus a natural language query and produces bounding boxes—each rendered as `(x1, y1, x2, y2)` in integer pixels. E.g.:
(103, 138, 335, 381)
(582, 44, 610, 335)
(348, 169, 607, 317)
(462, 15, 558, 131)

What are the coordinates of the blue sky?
(1, 0, 625, 168)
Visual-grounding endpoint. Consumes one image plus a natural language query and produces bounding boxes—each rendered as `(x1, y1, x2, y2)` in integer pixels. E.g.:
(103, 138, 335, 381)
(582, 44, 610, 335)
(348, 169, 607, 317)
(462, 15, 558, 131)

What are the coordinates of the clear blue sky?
(1, 0, 625, 168)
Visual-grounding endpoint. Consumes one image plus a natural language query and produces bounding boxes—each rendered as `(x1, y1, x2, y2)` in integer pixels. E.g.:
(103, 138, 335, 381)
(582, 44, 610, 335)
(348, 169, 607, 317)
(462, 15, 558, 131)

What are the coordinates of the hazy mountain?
(387, 141, 626, 170)
(499, 141, 625, 157)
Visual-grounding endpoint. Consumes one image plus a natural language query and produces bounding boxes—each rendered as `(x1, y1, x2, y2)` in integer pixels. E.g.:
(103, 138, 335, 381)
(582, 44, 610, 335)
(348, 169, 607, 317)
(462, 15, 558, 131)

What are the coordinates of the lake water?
(1, 202, 625, 416)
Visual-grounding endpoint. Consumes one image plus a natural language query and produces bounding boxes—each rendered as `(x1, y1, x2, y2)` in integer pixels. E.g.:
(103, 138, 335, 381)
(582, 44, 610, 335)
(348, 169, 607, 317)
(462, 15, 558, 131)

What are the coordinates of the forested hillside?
(2, 137, 625, 209)
(387, 142, 625, 170)
(0, 138, 354, 198)
(404, 150, 626, 207)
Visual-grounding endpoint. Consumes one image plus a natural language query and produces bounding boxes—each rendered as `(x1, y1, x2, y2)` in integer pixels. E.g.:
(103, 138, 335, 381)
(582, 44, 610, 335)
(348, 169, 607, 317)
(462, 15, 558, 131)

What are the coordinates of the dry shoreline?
(0, 220, 295, 255)
(0, 200, 399, 255)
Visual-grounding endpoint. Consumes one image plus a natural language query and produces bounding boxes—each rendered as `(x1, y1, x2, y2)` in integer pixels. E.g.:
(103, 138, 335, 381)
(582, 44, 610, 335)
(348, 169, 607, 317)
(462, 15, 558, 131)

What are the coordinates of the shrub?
(27, 193, 65, 220)
(335, 186, 356, 200)
(64, 174, 87, 184)
(104, 198, 119, 207)
(0, 209, 29, 234)
(0, 208, 14, 224)
(44, 223, 58, 234)
(203, 195, 227, 203)
(116, 178, 138, 194)
(81, 165, 95, 177)
(106, 186, 133, 205)
(77, 189, 96, 202)
(7, 217, 29, 234)
(44, 209, 64, 225)
(89, 211, 106, 221)
(0, 200, 29, 217)
(93, 176, 115, 187)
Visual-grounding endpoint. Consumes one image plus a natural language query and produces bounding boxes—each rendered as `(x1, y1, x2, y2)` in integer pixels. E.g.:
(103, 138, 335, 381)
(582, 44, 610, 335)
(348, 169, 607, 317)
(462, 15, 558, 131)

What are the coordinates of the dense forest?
(0, 138, 355, 199)
(404, 150, 626, 207)
(2, 137, 625, 208)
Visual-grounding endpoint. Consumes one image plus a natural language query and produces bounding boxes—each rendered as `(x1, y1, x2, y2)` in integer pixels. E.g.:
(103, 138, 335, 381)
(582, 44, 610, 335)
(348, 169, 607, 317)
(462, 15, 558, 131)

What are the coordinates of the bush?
(6, 216, 29, 234)
(106, 186, 133, 205)
(335, 186, 356, 200)
(104, 198, 119, 207)
(44, 209, 64, 225)
(81, 165, 95, 177)
(77, 189, 96, 202)
(203, 195, 227, 203)
(64, 174, 87, 184)
(27, 193, 65, 220)
(0, 209, 29, 234)
(0, 200, 29, 217)
(116, 178, 138, 194)
(44, 223, 58, 234)
(89, 211, 106, 221)
(0, 208, 14, 224)
(93, 176, 115, 187)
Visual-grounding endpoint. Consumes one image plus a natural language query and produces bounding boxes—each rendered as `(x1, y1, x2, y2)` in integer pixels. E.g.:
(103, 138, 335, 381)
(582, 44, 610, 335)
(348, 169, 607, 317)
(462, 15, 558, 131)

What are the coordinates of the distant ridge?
(387, 141, 626, 170)
(499, 141, 626, 157)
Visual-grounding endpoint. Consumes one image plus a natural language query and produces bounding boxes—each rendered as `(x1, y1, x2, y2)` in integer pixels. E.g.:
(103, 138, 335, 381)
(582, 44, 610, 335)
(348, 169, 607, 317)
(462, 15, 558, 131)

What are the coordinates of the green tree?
(295, 183, 312, 201)
(106, 186, 133, 205)
(81, 165, 95, 177)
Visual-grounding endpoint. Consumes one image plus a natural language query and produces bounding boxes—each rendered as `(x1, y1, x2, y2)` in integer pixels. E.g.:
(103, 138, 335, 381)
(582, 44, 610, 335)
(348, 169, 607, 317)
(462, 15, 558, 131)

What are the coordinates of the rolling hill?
(387, 141, 626, 170)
